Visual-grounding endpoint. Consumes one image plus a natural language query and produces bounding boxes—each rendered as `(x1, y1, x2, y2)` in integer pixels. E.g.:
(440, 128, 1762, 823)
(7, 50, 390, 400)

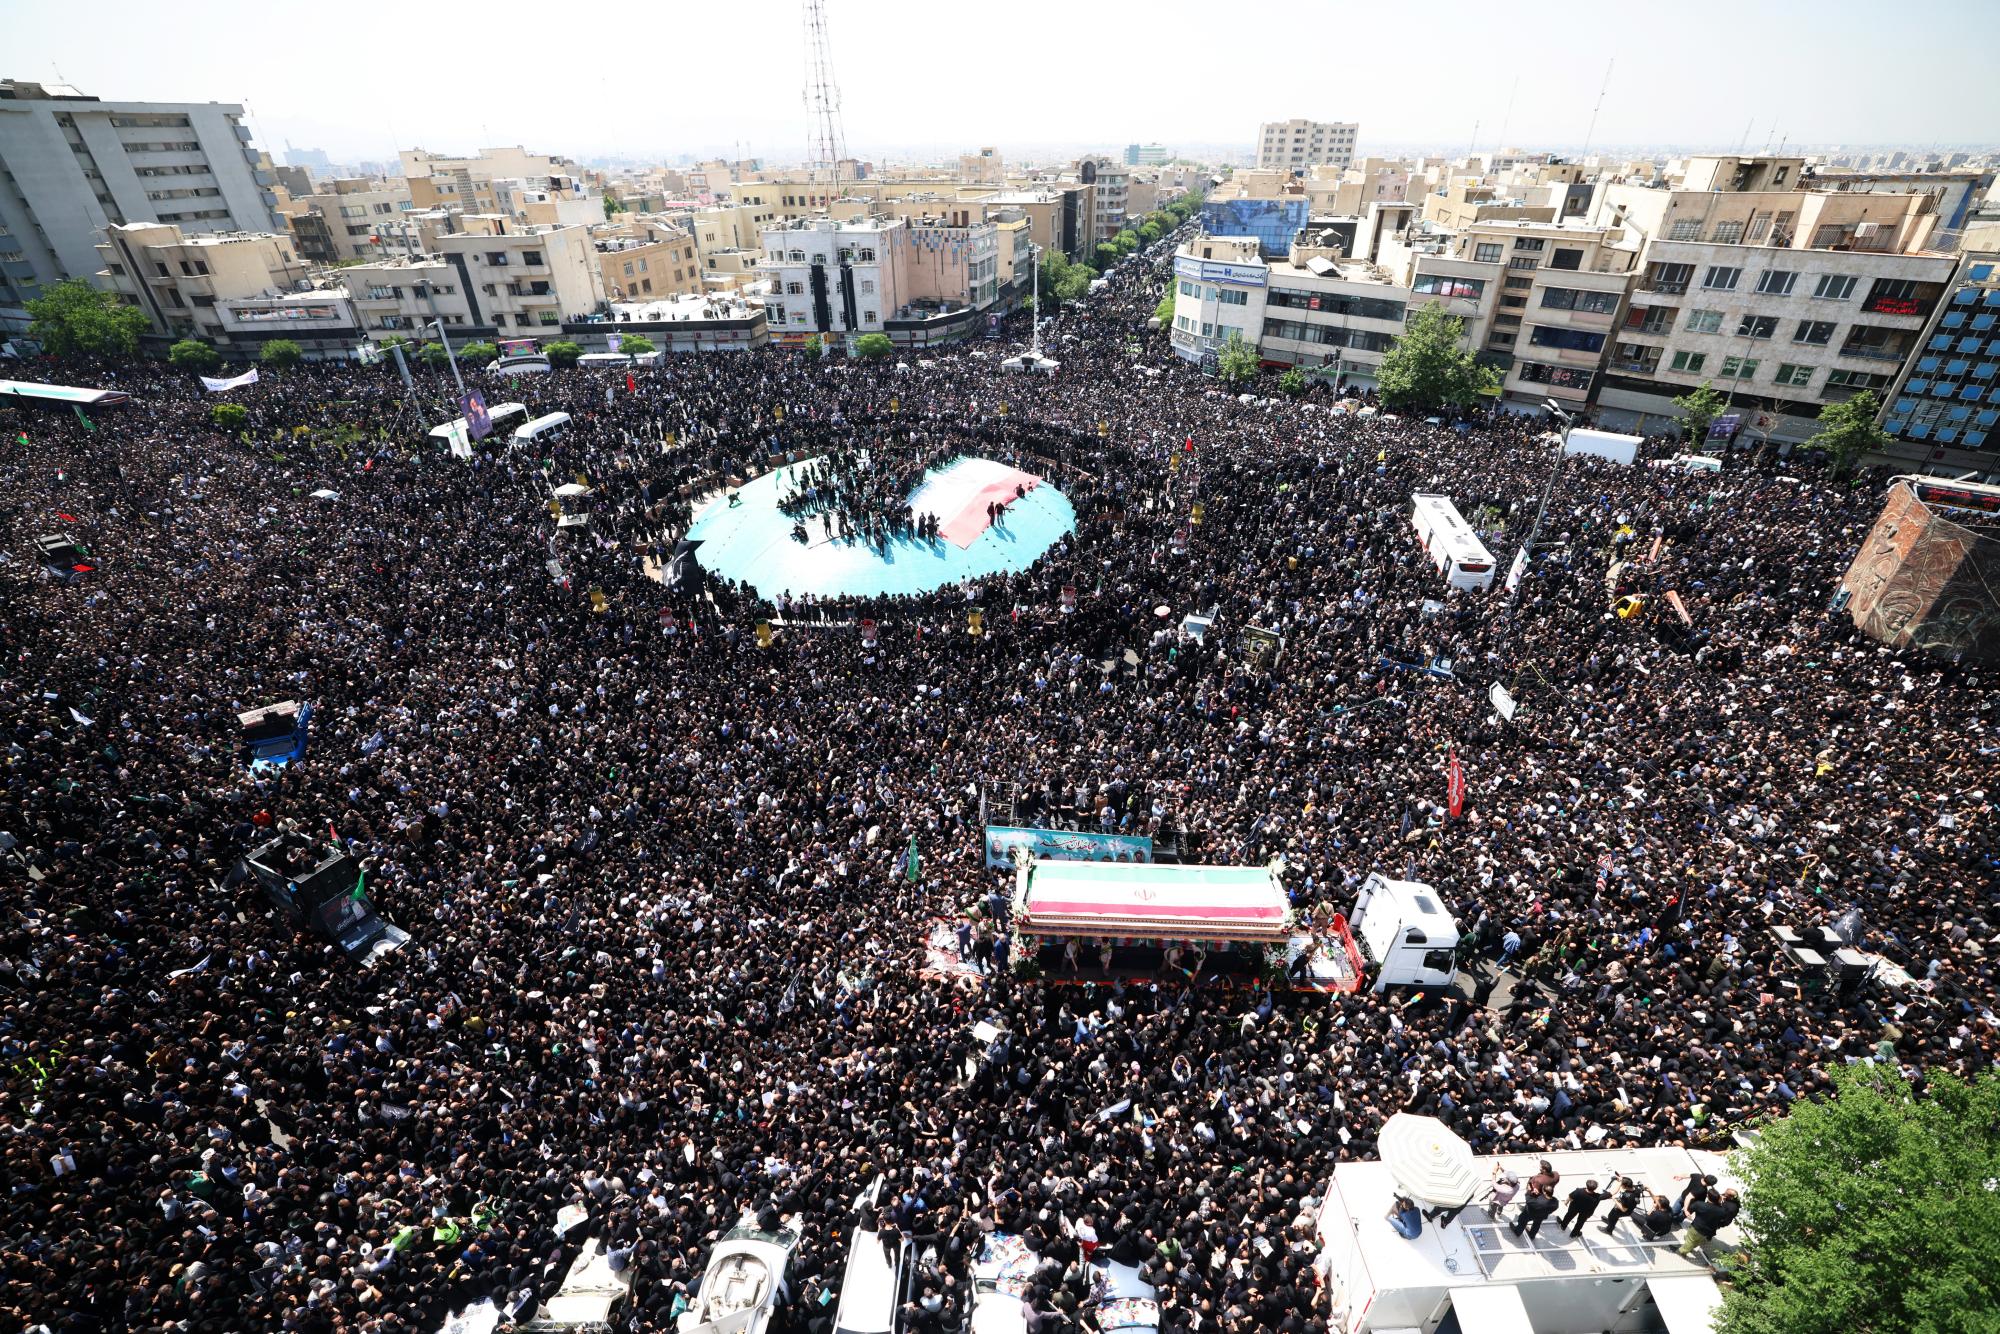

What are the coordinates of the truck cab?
(1351, 874, 1460, 994)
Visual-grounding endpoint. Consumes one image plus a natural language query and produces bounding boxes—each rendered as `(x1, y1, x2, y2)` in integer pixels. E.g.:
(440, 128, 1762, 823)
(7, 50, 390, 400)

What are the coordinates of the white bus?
(1409, 493, 1496, 592)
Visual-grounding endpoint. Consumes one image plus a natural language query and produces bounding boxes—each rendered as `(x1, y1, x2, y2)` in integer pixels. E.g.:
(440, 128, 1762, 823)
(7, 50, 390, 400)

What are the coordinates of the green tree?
(1374, 304, 1497, 412)
(1154, 292, 1175, 326)
(854, 332, 894, 359)
(1674, 380, 1729, 446)
(544, 340, 583, 368)
(25, 279, 151, 360)
(457, 340, 500, 366)
(1278, 367, 1308, 397)
(259, 339, 304, 369)
(602, 195, 625, 220)
(1137, 218, 1164, 246)
(416, 342, 452, 368)
(168, 339, 221, 373)
(1806, 388, 1893, 477)
(1112, 229, 1139, 255)
(1094, 241, 1120, 273)
(802, 334, 826, 362)
(1215, 330, 1259, 387)
(210, 402, 248, 431)
(616, 334, 656, 356)
(1717, 1063, 2000, 1334)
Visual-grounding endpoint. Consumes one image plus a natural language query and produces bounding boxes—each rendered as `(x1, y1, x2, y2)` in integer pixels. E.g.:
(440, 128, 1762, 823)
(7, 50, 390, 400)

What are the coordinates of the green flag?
(72, 406, 94, 432)
(904, 834, 920, 883)
(14, 432, 26, 447)
(351, 867, 367, 902)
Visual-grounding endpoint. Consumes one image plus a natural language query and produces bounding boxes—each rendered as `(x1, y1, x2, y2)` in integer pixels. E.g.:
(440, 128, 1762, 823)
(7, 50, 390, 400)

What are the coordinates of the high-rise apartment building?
(0, 79, 280, 328)
(1255, 119, 1359, 173)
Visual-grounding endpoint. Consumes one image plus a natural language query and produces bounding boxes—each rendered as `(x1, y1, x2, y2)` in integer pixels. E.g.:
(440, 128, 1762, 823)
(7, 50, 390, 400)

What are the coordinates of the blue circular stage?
(684, 454, 1077, 600)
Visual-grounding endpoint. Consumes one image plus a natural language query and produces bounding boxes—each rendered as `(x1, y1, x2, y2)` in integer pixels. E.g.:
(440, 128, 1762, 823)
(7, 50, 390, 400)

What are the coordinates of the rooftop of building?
(607, 293, 757, 323)
(105, 224, 293, 248)
(1268, 256, 1400, 287)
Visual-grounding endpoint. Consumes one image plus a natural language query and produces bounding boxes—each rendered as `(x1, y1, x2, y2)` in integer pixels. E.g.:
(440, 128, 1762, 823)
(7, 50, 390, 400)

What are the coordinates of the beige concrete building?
(276, 177, 414, 264)
(1591, 156, 1956, 441)
(95, 222, 311, 341)
(594, 221, 701, 302)
(336, 220, 605, 339)
(1255, 237, 1409, 386)
(1256, 119, 1359, 173)
(959, 147, 1005, 185)
(1169, 235, 1267, 366)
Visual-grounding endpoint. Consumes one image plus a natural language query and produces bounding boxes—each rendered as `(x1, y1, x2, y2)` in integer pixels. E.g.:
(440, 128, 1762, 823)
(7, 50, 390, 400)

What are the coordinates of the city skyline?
(8, 0, 1999, 167)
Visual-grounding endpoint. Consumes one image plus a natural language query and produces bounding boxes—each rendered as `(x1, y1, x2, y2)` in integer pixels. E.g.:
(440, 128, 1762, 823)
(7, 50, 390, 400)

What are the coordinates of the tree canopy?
(457, 341, 500, 366)
(1674, 381, 1729, 445)
(1806, 389, 1894, 476)
(1215, 330, 1259, 387)
(259, 339, 303, 369)
(168, 339, 220, 373)
(615, 334, 656, 357)
(1037, 251, 1098, 310)
(544, 340, 583, 368)
(26, 279, 151, 360)
(1374, 304, 1496, 412)
(854, 332, 894, 360)
(1718, 1063, 2000, 1334)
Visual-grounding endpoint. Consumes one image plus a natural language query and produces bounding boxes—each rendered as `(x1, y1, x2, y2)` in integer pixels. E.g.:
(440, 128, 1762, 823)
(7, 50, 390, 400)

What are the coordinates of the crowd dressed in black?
(775, 448, 946, 549)
(0, 228, 1994, 1334)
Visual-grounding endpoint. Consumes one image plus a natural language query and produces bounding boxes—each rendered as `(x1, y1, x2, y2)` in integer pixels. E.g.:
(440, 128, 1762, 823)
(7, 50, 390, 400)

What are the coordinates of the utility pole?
(1509, 399, 1574, 607)
(1029, 242, 1044, 360)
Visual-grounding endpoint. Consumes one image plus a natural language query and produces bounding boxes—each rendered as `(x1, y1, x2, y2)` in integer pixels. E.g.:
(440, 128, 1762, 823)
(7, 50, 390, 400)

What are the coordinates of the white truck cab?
(1352, 874, 1460, 994)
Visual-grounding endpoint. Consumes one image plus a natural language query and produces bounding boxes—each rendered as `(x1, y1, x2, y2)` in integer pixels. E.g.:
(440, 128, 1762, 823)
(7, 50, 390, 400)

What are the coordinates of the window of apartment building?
(638, 258, 648, 271)
(1686, 309, 1724, 334)
(1712, 220, 1746, 244)
(538, 312, 558, 325)
(1487, 331, 1516, 347)
(859, 248, 876, 262)
(486, 252, 508, 265)
(1840, 324, 1902, 358)
(641, 278, 652, 293)
(1549, 248, 1583, 271)
(1473, 243, 1503, 263)
(1865, 277, 1923, 312)
(481, 283, 496, 297)
(1670, 350, 1706, 373)
(1500, 296, 1527, 310)
(523, 251, 542, 266)
(623, 262, 635, 276)
(769, 306, 786, 325)
(1514, 238, 1545, 252)
(1826, 369, 1890, 390)
(1614, 342, 1662, 373)
(1813, 273, 1857, 301)
(786, 282, 803, 295)
(154, 261, 170, 278)
(1503, 277, 1534, 293)
(1540, 287, 1619, 314)
(1645, 262, 1694, 294)
(1668, 218, 1703, 241)
(1736, 315, 1778, 339)
(862, 311, 876, 324)
(1794, 319, 1835, 345)
(1624, 306, 1675, 335)
(1719, 356, 1759, 379)
(1702, 266, 1742, 291)
(1508, 257, 1539, 271)
(1529, 326, 1605, 353)
(1756, 269, 1798, 296)
(1494, 313, 1522, 328)
(1746, 212, 1772, 243)
(1773, 363, 1815, 387)
(860, 279, 875, 295)
(1217, 289, 1248, 306)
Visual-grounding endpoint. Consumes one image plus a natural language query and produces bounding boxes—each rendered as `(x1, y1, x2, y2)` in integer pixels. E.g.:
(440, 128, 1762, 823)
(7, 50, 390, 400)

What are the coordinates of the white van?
(1352, 874, 1460, 993)
(578, 352, 633, 369)
(428, 401, 527, 450)
(513, 411, 573, 445)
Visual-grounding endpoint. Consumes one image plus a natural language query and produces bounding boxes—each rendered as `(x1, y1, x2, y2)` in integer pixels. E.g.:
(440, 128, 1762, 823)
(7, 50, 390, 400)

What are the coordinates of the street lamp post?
(1509, 398, 1575, 607)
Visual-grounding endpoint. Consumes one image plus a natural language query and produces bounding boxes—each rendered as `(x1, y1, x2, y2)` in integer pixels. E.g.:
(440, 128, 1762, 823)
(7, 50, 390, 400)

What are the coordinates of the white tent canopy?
(1377, 1113, 1480, 1207)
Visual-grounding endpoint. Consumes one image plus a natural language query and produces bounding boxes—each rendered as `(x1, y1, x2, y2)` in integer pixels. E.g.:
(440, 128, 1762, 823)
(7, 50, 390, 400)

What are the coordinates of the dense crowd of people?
(0, 225, 1994, 1334)
(775, 448, 947, 549)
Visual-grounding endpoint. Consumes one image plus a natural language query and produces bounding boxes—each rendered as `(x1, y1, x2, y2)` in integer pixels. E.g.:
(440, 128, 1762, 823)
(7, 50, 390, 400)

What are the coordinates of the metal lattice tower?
(801, 0, 847, 192)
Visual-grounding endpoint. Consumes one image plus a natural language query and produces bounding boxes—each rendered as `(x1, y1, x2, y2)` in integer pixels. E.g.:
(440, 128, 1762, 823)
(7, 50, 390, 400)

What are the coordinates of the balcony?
(1638, 279, 1688, 295)
(1611, 358, 1661, 376)
(1838, 345, 1907, 364)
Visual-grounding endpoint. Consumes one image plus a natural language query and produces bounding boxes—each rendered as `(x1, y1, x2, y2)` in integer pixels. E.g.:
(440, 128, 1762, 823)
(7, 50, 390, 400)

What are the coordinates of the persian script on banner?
(201, 368, 260, 392)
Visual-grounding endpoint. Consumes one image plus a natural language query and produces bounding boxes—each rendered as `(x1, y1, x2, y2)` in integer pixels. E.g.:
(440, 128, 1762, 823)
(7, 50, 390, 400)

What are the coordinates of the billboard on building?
(1197, 198, 1309, 258)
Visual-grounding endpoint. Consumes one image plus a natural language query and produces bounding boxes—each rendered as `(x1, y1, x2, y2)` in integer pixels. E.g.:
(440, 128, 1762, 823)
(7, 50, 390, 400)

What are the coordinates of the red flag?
(55, 512, 78, 522)
(1183, 437, 1194, 452)
(1446, 750, 1467, 819)
(626, 373, 637, 394)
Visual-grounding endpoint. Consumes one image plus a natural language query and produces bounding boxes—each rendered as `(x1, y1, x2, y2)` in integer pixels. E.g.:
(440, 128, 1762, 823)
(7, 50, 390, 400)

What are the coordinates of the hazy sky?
(9, 0, 1998, 164)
